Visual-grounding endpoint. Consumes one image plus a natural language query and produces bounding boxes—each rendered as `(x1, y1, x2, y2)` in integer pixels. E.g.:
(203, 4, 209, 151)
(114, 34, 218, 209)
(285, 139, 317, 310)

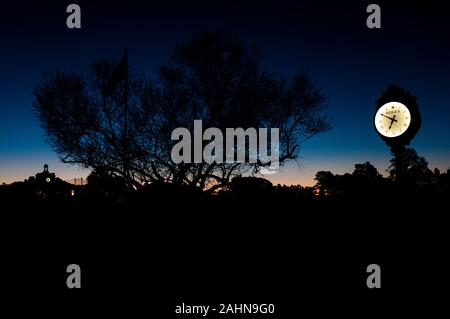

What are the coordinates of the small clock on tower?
(374, 101, 411, 138)
(374, 85, 421, 148)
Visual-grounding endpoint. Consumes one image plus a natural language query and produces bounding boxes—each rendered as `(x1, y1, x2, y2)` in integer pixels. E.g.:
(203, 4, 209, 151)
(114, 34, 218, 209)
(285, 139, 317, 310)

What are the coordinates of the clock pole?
(391, 144, 405, 184)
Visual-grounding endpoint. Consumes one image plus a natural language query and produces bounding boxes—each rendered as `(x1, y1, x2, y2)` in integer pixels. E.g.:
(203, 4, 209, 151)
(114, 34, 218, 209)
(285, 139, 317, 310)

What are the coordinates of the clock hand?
(380, 114, 398, 122)
(388, 115, 396, 130)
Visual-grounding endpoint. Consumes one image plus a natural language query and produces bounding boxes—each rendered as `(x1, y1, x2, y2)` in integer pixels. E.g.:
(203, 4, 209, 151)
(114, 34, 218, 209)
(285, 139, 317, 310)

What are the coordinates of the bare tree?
(33, 32, 330, 190)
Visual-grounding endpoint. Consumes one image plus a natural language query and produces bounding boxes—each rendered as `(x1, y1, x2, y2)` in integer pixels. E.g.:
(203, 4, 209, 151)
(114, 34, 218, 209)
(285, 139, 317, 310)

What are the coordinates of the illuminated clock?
(46, 177, 51, 183)
(374, 101, 411, 138)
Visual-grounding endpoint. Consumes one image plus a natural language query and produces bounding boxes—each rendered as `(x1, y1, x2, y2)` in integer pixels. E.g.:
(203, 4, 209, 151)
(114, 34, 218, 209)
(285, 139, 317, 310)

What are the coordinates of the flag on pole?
(103, 49, 128, 97)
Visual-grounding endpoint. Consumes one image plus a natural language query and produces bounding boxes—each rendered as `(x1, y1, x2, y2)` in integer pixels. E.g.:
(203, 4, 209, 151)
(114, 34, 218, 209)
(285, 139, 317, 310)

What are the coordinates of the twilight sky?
(1, 0, 449, 185)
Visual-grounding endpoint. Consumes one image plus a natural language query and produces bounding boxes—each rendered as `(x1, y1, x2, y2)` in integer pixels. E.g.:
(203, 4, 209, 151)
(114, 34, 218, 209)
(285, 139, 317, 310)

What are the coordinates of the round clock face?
(374, 102, 411, 138)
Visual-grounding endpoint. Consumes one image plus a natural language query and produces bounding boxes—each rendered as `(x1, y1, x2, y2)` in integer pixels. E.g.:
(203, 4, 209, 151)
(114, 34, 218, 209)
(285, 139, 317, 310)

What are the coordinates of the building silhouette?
(27, 164, 56, 184)
(0, 164, 78, 200)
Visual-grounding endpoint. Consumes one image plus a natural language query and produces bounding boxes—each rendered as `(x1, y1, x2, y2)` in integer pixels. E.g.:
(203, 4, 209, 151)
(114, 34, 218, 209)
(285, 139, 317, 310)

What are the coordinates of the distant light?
(46, 177, 51, 183)
(71, 190, 75, 196)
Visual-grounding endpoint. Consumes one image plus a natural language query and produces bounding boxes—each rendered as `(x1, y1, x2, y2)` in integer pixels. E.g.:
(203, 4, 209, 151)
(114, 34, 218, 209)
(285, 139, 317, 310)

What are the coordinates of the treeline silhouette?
(1, 155, 449, 210)
(3, 155, 448, 303)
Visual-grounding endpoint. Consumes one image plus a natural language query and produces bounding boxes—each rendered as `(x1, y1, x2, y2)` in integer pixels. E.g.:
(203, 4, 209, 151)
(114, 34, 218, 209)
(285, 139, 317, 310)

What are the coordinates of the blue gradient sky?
(1, 1, 449, 185)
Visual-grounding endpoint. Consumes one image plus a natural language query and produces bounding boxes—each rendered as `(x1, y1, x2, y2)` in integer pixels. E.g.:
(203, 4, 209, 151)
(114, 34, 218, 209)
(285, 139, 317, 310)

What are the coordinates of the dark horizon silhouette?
(1, 1, 450, 186)
(2, 150, 449, 204)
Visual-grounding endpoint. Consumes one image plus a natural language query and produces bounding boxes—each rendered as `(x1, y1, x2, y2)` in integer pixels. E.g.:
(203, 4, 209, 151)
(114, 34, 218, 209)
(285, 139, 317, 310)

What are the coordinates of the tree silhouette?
(315, 162, 387, 198)
(349, 161, 385, 196)
(87, 167, 128, 195)
(352, 161, 381, 179)
(314, 171, 336, 196)
(228, 176, 273, 197)
(389, 148, 432, 186)
(33, 32, 330, 190)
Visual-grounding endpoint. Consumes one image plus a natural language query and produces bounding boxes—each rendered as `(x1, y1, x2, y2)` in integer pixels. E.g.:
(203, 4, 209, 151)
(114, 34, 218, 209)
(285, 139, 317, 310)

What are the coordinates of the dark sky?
(1, 0, 449, 185)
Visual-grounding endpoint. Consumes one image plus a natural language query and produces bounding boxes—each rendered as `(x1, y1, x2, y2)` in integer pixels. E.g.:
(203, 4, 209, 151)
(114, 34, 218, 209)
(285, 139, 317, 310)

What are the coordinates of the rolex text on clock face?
(374, 102, 411, 138)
